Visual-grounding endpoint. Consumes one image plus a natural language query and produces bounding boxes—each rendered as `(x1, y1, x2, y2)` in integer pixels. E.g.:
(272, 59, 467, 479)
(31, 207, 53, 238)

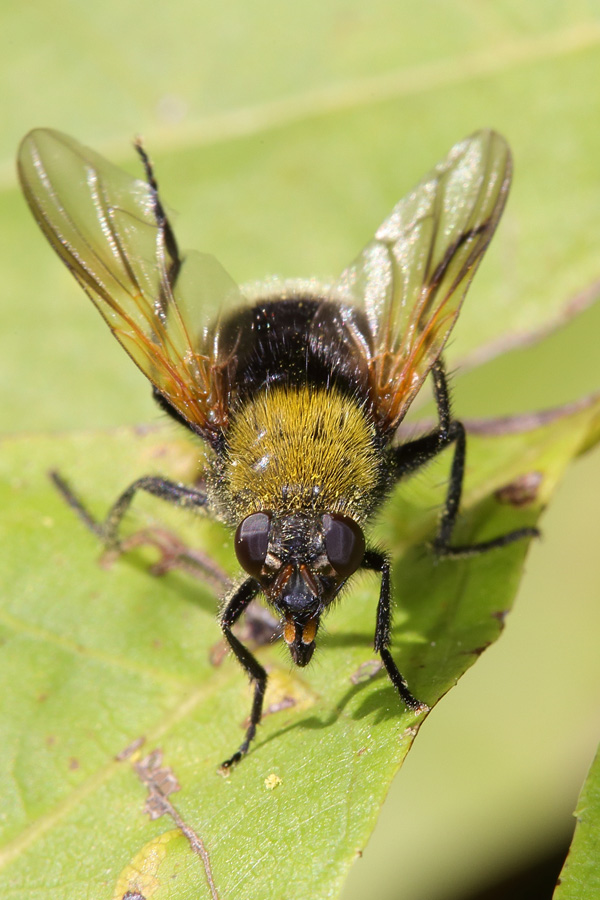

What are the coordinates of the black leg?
(392, 361, 453, 481)
(134, 144, 212, 445)
(219, 578, 266, 770)
(394, 359, 539, 557)
(431, 415, 538, 557)
(133, 138, 182, 336)
(362, 549, 428, 713)
(134, 139, 181, 296)
(50, 471, 209, 550)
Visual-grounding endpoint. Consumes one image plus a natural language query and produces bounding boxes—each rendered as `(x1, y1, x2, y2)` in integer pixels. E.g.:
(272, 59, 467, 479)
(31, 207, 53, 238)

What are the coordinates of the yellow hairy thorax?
(218, 385, 381, 523)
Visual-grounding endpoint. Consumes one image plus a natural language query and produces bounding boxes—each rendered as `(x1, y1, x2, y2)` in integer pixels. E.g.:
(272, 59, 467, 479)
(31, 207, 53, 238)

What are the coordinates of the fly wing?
(18, 128, 243, 442)
(335, 130, 512, 434)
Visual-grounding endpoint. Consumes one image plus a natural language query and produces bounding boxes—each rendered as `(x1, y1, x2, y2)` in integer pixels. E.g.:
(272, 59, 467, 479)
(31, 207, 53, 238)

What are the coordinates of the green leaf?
(0, 395, 598, 899)
(555, 745, 600, 899)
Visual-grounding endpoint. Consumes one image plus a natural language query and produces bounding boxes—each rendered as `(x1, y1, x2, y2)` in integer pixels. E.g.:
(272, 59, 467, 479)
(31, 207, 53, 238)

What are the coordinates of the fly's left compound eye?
(322, 513, 365, 578)
(235, 512, 271, 578)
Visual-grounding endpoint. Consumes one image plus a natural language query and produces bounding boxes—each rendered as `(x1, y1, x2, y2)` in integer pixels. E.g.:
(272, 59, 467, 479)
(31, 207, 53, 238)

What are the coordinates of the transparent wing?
(18, 128, 243, 442)
(334, 130, 512, 434)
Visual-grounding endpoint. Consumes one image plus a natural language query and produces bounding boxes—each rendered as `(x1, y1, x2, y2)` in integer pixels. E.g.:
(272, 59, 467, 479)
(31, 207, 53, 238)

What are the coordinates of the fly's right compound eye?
(235, 512, 271, 578)
(322, 513, 365, 578)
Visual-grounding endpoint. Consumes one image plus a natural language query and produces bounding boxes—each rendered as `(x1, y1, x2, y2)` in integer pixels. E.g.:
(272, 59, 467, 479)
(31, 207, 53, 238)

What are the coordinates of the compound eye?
(323, 513, 365, 578)
(235, 512, 271, 578)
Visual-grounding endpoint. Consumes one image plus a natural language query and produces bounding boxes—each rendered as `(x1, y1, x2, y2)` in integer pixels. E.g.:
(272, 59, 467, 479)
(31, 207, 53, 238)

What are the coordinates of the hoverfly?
(18, 128, 537, 769)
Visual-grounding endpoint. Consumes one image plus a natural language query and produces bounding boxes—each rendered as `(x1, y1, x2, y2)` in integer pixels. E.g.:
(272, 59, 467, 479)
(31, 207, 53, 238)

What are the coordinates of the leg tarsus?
(432, 526, 540, 559)
(380, 648, 429, 713)
(50, 470, 104, 538)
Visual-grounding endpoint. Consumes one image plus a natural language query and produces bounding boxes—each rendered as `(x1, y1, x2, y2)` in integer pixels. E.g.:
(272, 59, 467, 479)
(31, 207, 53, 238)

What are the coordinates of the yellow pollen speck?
(265, 773, 283, 790)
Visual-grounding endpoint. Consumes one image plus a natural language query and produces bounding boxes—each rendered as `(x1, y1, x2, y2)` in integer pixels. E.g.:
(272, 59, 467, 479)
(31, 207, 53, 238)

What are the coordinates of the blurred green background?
(1, 3, 599, 898)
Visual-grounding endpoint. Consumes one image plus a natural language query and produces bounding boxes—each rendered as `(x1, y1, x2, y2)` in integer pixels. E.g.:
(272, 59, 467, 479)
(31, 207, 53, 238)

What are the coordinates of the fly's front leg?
(219, 578, 266, 771)
(50, 471, 209, 551)
(362, 549, 429, 713)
